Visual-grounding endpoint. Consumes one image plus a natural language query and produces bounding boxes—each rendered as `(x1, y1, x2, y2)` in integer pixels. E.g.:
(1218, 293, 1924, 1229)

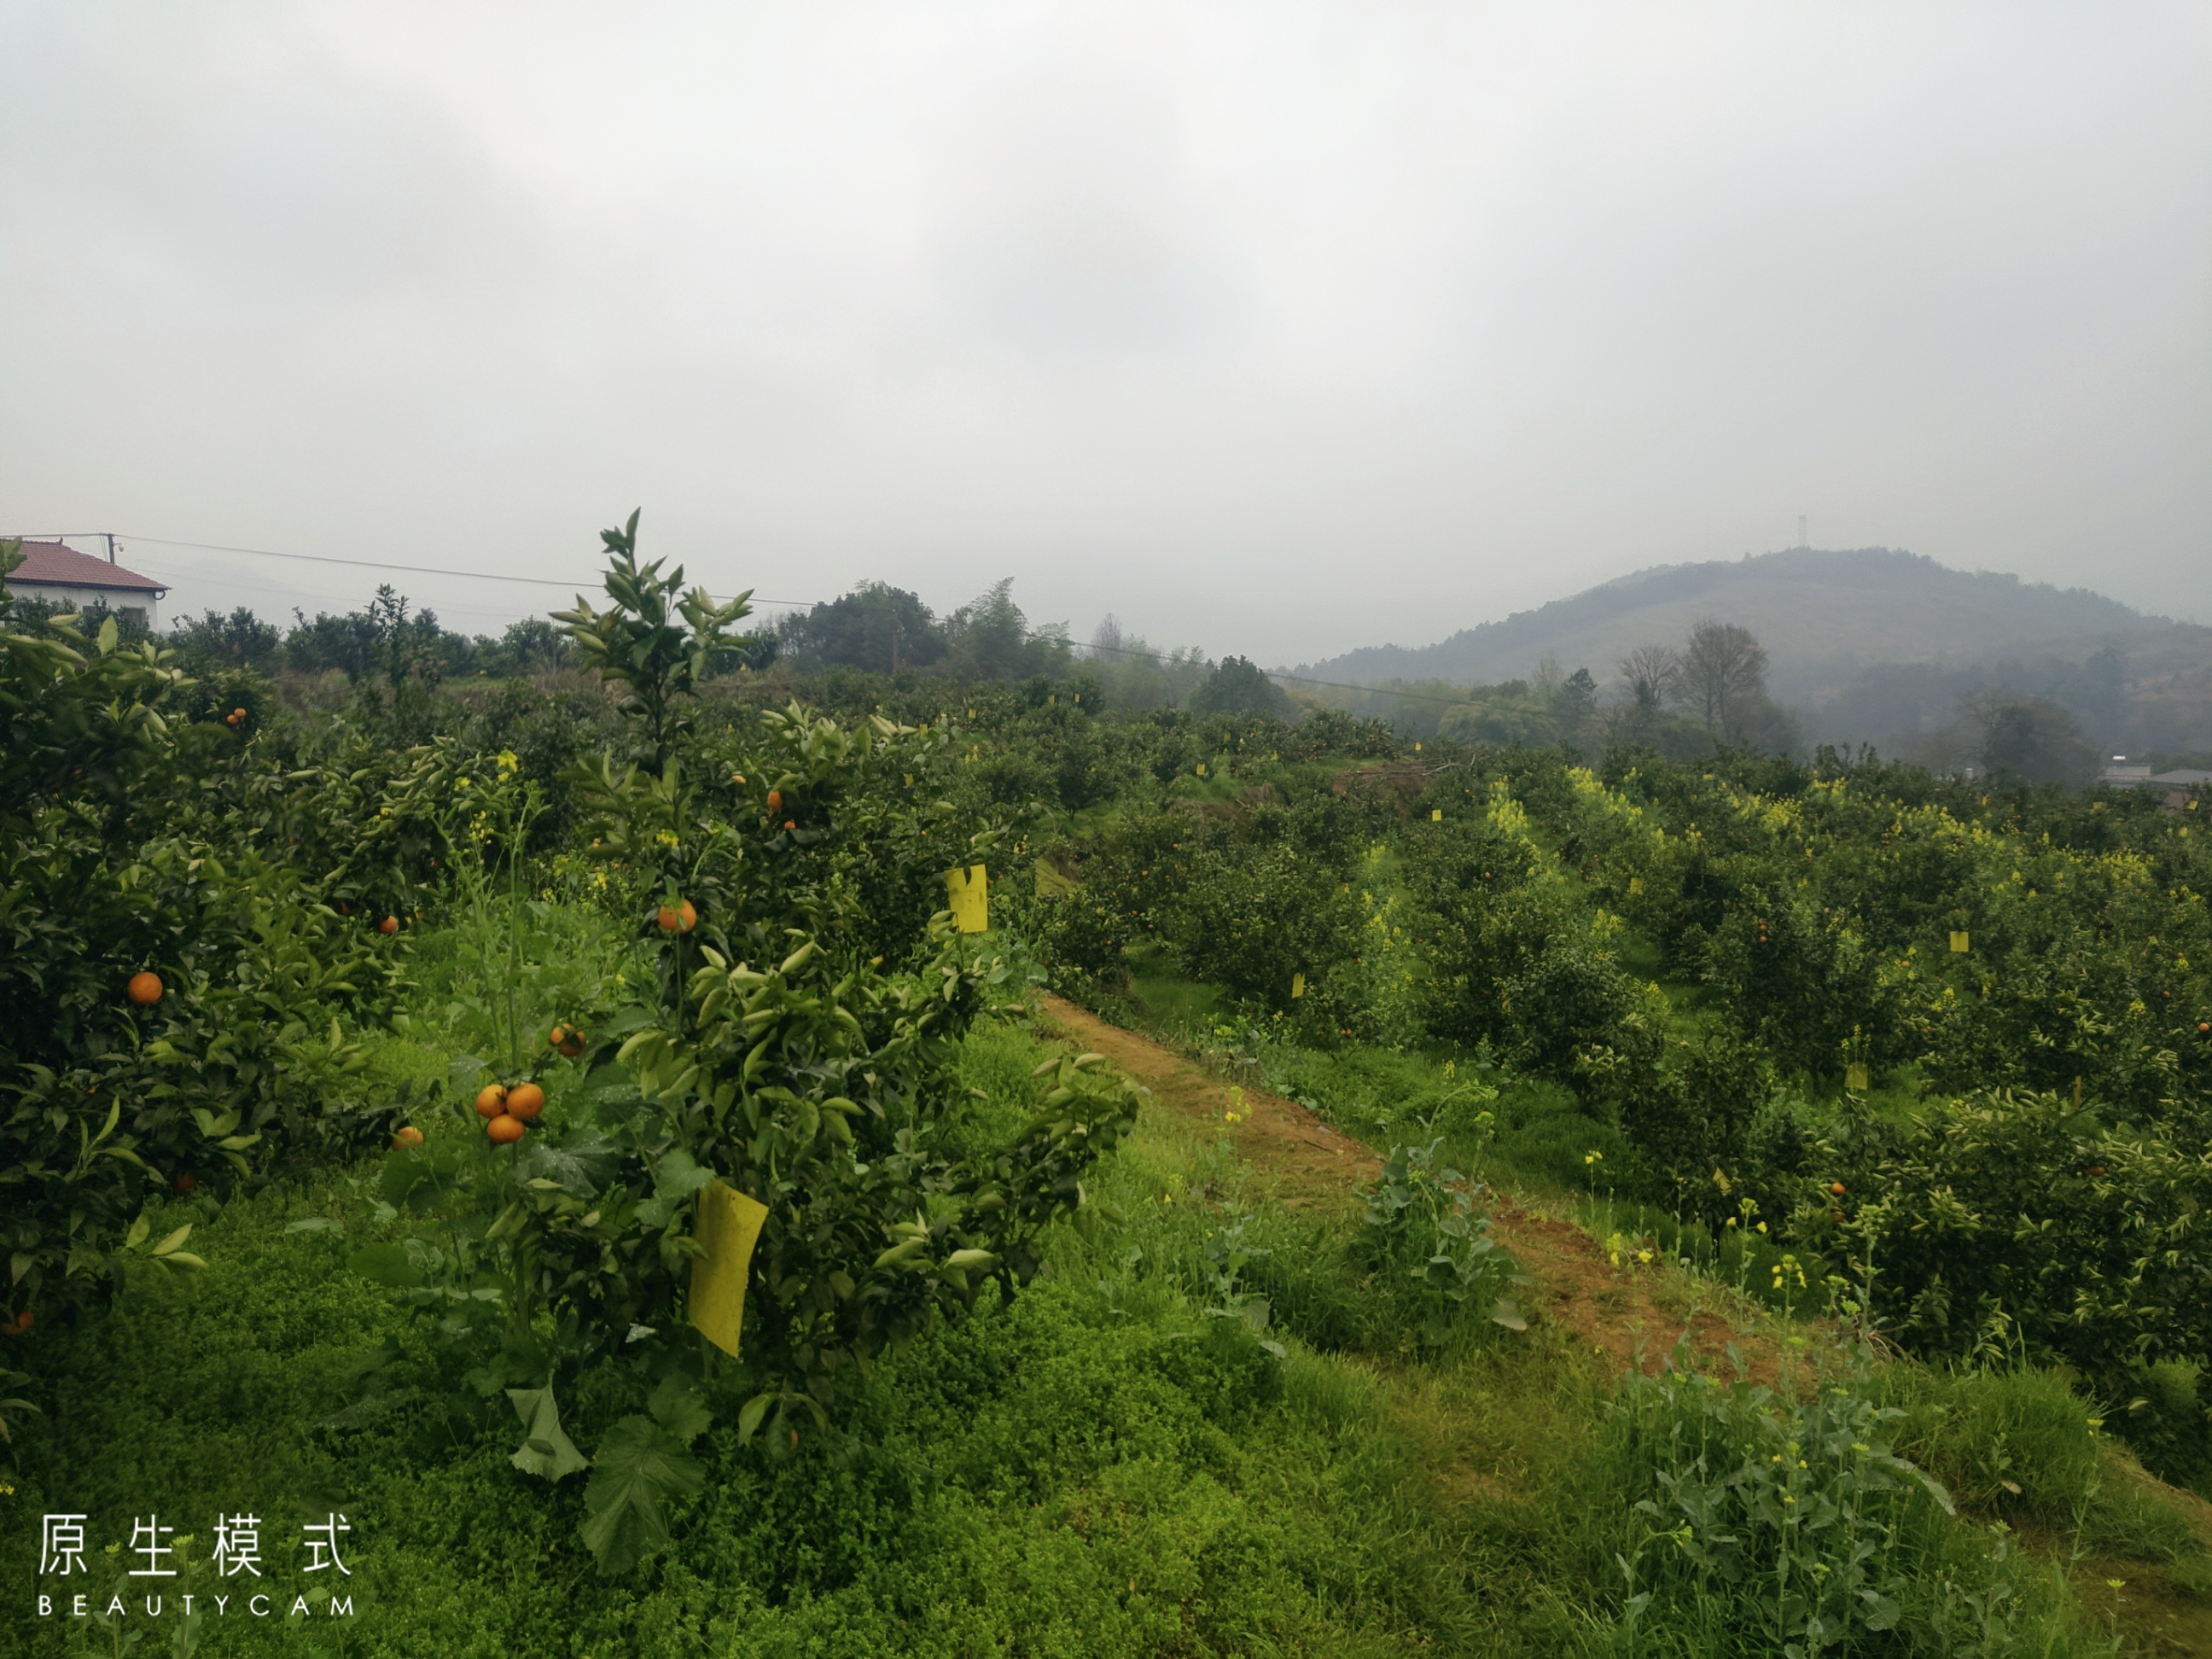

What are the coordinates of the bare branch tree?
(1675, 618, 1768, 735)
(1616, 643, 1680, 710)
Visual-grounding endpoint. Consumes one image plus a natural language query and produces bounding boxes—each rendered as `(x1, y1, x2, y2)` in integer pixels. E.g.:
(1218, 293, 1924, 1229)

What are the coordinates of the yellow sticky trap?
(946, 864, 988, 932)
(1196, 762, 1207, 777)
(1950, 930, 1970, 953)
(1432, 808, 1442, 822)
(1845, 1062, 1869, 1092)
(690, 1181, 770, 1359)
(1291, 972, 1306, 999)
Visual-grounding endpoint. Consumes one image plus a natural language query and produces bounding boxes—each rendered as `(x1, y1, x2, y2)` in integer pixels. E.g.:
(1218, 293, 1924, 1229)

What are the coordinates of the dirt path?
(1037, 995, 1383, 1201)
(1038, 998, 2212, 1650)
(1037, 995, 1769, 1379)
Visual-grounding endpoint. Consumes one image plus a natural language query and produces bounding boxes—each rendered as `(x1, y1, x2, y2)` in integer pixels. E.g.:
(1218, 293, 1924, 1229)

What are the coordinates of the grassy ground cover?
(0, 988, 1578, 1657)
(7, 898, 2209, 1656)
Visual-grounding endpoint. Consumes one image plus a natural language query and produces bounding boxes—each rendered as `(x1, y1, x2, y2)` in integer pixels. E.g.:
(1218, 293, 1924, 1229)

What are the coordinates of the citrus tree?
(0, 542, 407, 1343)
(346, 516, 1144, 1575)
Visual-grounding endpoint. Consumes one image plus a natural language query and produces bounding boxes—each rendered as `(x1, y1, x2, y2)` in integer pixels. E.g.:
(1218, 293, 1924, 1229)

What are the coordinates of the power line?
(16, 532, 818, 606)
(15, 529, 1476, 707)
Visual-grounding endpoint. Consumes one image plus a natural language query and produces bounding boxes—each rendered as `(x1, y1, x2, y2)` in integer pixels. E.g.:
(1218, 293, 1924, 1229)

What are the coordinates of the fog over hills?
(1293, 548, 2212, 760)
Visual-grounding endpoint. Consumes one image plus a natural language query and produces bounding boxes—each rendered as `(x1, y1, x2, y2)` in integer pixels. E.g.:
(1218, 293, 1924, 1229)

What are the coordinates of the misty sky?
(3, 2, 2207, 664)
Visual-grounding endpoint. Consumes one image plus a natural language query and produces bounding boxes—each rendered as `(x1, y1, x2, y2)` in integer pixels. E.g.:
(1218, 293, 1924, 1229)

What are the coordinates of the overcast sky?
(3, 1, 2207, 663)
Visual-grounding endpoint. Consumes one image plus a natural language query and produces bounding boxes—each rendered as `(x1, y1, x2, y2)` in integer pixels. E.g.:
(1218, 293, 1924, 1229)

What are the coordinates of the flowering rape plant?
(1360, 1137, 1526, 1347)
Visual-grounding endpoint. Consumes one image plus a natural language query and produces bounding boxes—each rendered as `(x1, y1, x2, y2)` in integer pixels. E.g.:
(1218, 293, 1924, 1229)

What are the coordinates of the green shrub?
(1581, 1342, 2086, 1656)
(338, 522, 1148, 1573)
(1, 546, 407, 1334)
(1359, 1138, 1526, 1349)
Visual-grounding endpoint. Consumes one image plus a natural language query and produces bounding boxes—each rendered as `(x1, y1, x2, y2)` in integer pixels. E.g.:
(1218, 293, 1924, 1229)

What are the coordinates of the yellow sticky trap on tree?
(1950, 930, 1970, 953)
(1846, 1062, 1869, 1092)
(1196, 762, 1207, 777)
(1291, 972, 1306, 999)
(946, 864, 988, 932)
(690, 1181, 770, 1359)
(1432, 808, 1442, 821)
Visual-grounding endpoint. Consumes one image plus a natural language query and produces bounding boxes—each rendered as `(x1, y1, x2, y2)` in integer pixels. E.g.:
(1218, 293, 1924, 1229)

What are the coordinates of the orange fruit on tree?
(505, 1082, 545, 1121)
(127, 971, 164, 1005)
(657, 899, 697, 934)
(766, 789, 783, 813)
(8, 1309, 29, 1335)
(378, 916, 399, 934)
(550, 1023, 586, 1057)
(475, 1084, 509, 1119)
(231, 707, 247, 721)
(783, 820, 795, 830)
(486, 1113, 526, 1144)
(392, 1126, 425, 1150)
(175, 1172, 198, 1191)
(1829, 1181, 1846, 1196)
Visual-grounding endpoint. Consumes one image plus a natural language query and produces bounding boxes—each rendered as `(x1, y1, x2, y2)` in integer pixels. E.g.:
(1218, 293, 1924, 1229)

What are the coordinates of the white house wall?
(7, 584, 163, 630)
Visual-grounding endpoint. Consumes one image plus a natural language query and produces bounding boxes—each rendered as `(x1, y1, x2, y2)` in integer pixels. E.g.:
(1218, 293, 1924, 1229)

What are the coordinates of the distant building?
(2104, 756, 2209, 810)
(3, 540, 167, 630)
(2148, 770, 2212, 811)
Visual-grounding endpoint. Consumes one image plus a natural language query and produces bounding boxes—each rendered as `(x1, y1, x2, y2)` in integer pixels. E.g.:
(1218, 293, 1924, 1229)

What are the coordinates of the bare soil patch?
(1037, 994, 1774, 1379)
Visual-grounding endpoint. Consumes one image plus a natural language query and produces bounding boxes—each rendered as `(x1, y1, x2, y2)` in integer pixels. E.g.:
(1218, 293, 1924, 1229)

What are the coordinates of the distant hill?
(1294, 547, 2212, 760)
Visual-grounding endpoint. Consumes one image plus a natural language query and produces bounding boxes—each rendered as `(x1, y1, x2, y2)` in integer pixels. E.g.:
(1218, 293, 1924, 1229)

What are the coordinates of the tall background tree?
(1190, 655, 1295, 719)
(1554, 666, 1597, 748)
(1961, 690, 2098, 785)
(1674, 619, 1769, 737)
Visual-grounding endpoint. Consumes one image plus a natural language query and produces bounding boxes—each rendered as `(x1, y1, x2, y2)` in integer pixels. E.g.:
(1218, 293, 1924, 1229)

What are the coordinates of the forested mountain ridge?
(1298, 546, 2197, 702)
(1295, 546, 2212, 760)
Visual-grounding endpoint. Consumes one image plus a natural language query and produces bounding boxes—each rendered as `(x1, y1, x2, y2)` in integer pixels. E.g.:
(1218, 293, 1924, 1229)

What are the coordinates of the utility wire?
(19, 532, 816, 605)
(20, 530, 1478, 709)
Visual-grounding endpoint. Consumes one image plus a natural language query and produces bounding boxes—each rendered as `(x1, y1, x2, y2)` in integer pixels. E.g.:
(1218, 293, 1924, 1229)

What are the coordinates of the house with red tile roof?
(3, 539, 168, 630)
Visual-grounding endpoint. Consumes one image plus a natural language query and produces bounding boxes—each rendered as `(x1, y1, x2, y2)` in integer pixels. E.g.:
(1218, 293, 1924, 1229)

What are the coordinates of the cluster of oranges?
(391, 1025, 584, 1151)
(476, 1080, 545, 1144)
(767, 787, 796, 831)
(224, 706, 247, 728)
(339, 900, 405, 934)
